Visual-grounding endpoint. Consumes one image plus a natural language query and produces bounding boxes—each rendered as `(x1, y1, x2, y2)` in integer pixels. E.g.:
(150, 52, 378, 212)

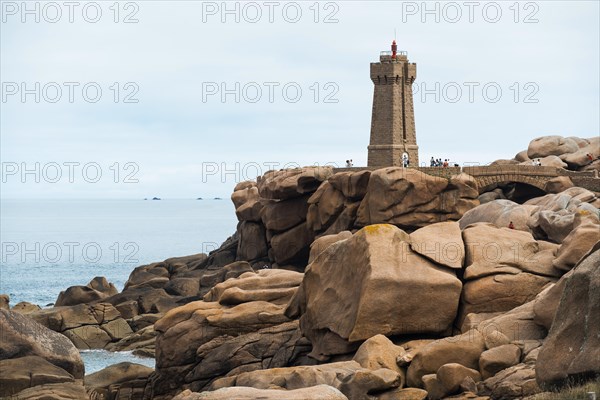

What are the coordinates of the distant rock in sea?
(196, 197, 203, 200)
(213, 197, 222, 200)
(152, 197, 161, 201)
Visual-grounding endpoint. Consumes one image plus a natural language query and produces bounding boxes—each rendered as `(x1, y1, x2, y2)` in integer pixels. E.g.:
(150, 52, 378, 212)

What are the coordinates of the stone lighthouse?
(367, 40, 419, 167)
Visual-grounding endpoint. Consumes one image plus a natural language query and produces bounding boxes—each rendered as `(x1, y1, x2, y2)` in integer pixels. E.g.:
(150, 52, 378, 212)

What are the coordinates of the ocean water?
(0, 199, 238, 373)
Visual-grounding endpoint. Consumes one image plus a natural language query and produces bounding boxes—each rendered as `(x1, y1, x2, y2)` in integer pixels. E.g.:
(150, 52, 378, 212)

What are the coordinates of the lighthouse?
(367, 40, 419, 167)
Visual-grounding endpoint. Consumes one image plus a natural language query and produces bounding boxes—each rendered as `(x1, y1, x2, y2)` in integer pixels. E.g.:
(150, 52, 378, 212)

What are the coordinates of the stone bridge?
(332, 165, 600, 193)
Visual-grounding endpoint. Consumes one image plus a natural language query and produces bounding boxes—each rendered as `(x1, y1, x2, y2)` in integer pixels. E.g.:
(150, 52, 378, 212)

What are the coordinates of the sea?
(0, 199, 238, 374)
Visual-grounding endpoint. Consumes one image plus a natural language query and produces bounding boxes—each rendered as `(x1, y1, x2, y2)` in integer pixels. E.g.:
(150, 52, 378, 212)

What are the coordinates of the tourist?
(442, 159, 448, 168)
(345, 160, 351, 168)
(430, 157, 435, 167)
(508, 221, 515, 229)
(586, 153, 594, 162)
(402, 154, 409, 168)
(350, 159, 353, 167)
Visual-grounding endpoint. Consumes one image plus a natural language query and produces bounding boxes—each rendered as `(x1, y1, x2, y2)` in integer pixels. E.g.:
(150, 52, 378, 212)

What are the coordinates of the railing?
(380, 50, 407, 56)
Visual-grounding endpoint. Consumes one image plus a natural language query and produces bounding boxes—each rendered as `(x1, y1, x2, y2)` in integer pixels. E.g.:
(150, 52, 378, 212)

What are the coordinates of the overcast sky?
(1, 0, 599, 199)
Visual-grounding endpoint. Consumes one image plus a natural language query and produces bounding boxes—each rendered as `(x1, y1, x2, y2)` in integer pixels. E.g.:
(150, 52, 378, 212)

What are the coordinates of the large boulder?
(0, 294, 9, 310)
(459, 223, 557, 322)
(55, 277, 118, 307)
(85, 362, 153, 400)
(269, 222, 315, 266)
(409, 221, 465, 269)
(231, 181, 263, 222)
(459, 200, 536, 233)
(460, 273, 554, 322)
(29, 303, 133, 350)
(435, 363, 482, 396)
(172, 385, 349, 400)
(479, 344, 521, 379)
(257, 167, 334, 200)
(352, 334, 406, 381)
(261, 195, 310, 232)
(527, 136, 579, 159)
(308, 231, 353, 263)
(236, 221, 268, 261)
(0, 356, 78, 397)
(11, 301, 41, 314)
(150, 269, 305, 397)
(306, 182, 346, 232)
(474, 300, 548, 344)
(328, 170, 371, 199)
(0, 310, 86, 398)
(526, 187, 600, 242)
(286, 224, 462, 359)
(406, 330, 486, 388)
(536, 247, 600, 389)
(462, 223, 561, 279)
(356, 168, 479, 229)
(185, 321, 310, 391)
(552, 217, 600, 271)
(210, 361, 402, 400)
(561, 136, 600, 168)
(0, 309, 84, 379)
(2, 382, 89, 399)
(478, 362, 541, 399)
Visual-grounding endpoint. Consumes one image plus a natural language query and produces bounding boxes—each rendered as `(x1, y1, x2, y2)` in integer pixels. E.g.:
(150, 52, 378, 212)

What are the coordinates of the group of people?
(430, 157, 451, 168)
(531, 159, 543, 166)
(345, 159, 354, 167)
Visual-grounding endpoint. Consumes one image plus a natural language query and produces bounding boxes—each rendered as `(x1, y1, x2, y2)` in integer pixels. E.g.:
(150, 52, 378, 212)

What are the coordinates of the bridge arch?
(475, 174, 549, 194)
(462, 165, 558, 194)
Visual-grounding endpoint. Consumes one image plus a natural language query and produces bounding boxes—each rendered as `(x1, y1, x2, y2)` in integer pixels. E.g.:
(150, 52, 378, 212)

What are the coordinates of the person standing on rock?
(402, 154, 409, 168)
(430, 157, 435, 167)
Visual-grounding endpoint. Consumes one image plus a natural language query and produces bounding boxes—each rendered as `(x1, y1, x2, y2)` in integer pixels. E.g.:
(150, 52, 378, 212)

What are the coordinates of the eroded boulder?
(287, 224, 462, 359)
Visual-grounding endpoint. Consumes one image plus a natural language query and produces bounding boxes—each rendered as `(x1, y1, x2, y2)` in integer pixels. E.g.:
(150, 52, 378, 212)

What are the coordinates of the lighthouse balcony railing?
(380, 50, 407, 56)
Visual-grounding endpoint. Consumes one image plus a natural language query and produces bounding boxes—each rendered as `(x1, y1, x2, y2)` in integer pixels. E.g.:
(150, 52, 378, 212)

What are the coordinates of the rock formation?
(4, 137, 599, 400)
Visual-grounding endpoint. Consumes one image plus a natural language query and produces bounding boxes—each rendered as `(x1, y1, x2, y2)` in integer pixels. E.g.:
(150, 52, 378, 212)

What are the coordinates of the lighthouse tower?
(367, 40, 419, 167)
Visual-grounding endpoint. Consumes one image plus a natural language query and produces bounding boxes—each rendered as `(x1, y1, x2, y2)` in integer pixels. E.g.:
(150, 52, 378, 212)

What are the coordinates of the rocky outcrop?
(232, 168, 335, 268)
(409, 221, 465, 269)
(29, 302, 133, 350)
(525, 135, 600, 170)
(459, 200, 537, 233)
(536, 247, 600, 389)
(210, 361, 402, 400)
(477, 362, 540, 399)
(148, 269, 308, 397)
(459, 223, 557, 322)
(0, 294, 9, 310)
(421, 363, 482, 400)
(85, 362, 153, 400)
(356, 169, 479, 230)
(287, 224, 462, 359)
(11, 301, 41, 314)
(460, 188, 599, 244)
(479, 344, 521, 379)
(55, 276, 118, 307)
(172, 385, 349, 400)
(0, 309, 87, 399)
(406, 330, 486, 388)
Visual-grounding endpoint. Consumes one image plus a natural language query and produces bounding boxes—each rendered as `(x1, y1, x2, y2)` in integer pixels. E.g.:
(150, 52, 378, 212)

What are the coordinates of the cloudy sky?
(1, 0, 598, 198)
